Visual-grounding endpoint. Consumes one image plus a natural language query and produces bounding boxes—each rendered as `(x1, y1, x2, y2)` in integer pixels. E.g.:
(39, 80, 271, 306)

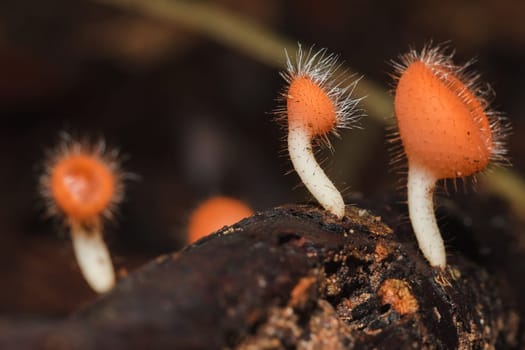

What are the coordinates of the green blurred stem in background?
(94, 0, 525, 219)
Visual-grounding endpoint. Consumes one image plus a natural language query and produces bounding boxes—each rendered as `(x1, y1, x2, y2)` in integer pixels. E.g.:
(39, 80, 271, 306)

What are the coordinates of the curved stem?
(288, 125, 345, 218)
(407, 163, 446, 268)
(94, 0, 525, 221)
(70, 220, 116, 293)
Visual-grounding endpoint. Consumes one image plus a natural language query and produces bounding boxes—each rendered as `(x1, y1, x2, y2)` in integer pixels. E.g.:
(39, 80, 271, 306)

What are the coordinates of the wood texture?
(0, 204, 519, 349)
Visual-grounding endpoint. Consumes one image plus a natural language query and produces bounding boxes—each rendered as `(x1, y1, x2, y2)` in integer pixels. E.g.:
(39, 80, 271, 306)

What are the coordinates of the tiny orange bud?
(187, 196, 253, 244)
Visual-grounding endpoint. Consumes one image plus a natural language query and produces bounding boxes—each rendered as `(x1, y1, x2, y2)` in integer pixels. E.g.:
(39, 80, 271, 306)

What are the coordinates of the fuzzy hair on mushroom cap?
(392, 44, 509, 180)
(390, 44, 512, 268)
(40, 134, 125, 226)
(273, 44, 365, 219)
(276, 44, 364, 146)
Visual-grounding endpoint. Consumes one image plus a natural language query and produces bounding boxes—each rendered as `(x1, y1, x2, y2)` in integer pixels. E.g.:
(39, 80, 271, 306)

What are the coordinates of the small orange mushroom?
(276, 44, 363, 219)
(392, 45, 508, 267)
(40, 135, 124, 293)
(187, 196, 253, 244)
(50, 153, 116, 222)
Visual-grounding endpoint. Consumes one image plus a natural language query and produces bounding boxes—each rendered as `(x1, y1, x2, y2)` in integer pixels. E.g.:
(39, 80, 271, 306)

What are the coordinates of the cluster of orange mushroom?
(36, 43, 508, 294)
(275, 43, 507, 268)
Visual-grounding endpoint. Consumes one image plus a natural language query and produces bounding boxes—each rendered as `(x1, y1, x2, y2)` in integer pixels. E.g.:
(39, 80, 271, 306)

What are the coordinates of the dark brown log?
(0, 204, 519, 349)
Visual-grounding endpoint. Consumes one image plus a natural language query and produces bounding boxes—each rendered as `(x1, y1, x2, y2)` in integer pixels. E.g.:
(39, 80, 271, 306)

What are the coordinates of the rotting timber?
(0, 204, 519, 349)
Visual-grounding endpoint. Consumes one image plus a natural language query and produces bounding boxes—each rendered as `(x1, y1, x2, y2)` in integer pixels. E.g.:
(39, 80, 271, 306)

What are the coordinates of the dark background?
(0, 0, 523, 316)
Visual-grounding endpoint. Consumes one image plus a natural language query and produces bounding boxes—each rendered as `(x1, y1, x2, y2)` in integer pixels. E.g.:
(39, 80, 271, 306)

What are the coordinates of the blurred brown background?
(0, 0, 523, 317)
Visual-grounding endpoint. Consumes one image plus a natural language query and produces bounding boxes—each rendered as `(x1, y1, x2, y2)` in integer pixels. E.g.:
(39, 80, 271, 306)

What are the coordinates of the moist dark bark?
(0, 204, 519, 349)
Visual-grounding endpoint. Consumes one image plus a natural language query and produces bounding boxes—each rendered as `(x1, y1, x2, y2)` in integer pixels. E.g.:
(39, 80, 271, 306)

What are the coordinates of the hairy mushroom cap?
(40, 137, 123, 225)
(393, 45, 507, 179)
(287, 76, 338, 136)
(277, 44, 363, 144)
(50, 154, 115, 221)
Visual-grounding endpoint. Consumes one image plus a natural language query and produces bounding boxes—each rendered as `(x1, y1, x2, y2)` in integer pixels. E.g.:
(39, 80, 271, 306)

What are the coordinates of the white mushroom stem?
(70, 220, 116, 293)
(407, 162, 446, 268)
(288, 123, 345, 219)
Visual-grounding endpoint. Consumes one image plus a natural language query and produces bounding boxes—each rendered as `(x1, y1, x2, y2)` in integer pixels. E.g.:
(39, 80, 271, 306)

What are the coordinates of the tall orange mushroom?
(392, 45, 508, 267)
(276, 44, 363, 219)
(40, 135, 124, 293)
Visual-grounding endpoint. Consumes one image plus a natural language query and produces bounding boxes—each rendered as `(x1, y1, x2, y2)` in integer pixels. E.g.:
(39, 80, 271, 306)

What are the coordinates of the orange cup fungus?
(392, 45, 508, 267)
(276, 44, 363, 219)
(40, 136, 124, 293)
(187, 196, 253, 244)
(50, 153, 117, 223)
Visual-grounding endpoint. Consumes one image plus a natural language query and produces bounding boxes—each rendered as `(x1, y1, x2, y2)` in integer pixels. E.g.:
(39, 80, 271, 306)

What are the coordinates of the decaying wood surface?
(0, 204, 520, 349)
